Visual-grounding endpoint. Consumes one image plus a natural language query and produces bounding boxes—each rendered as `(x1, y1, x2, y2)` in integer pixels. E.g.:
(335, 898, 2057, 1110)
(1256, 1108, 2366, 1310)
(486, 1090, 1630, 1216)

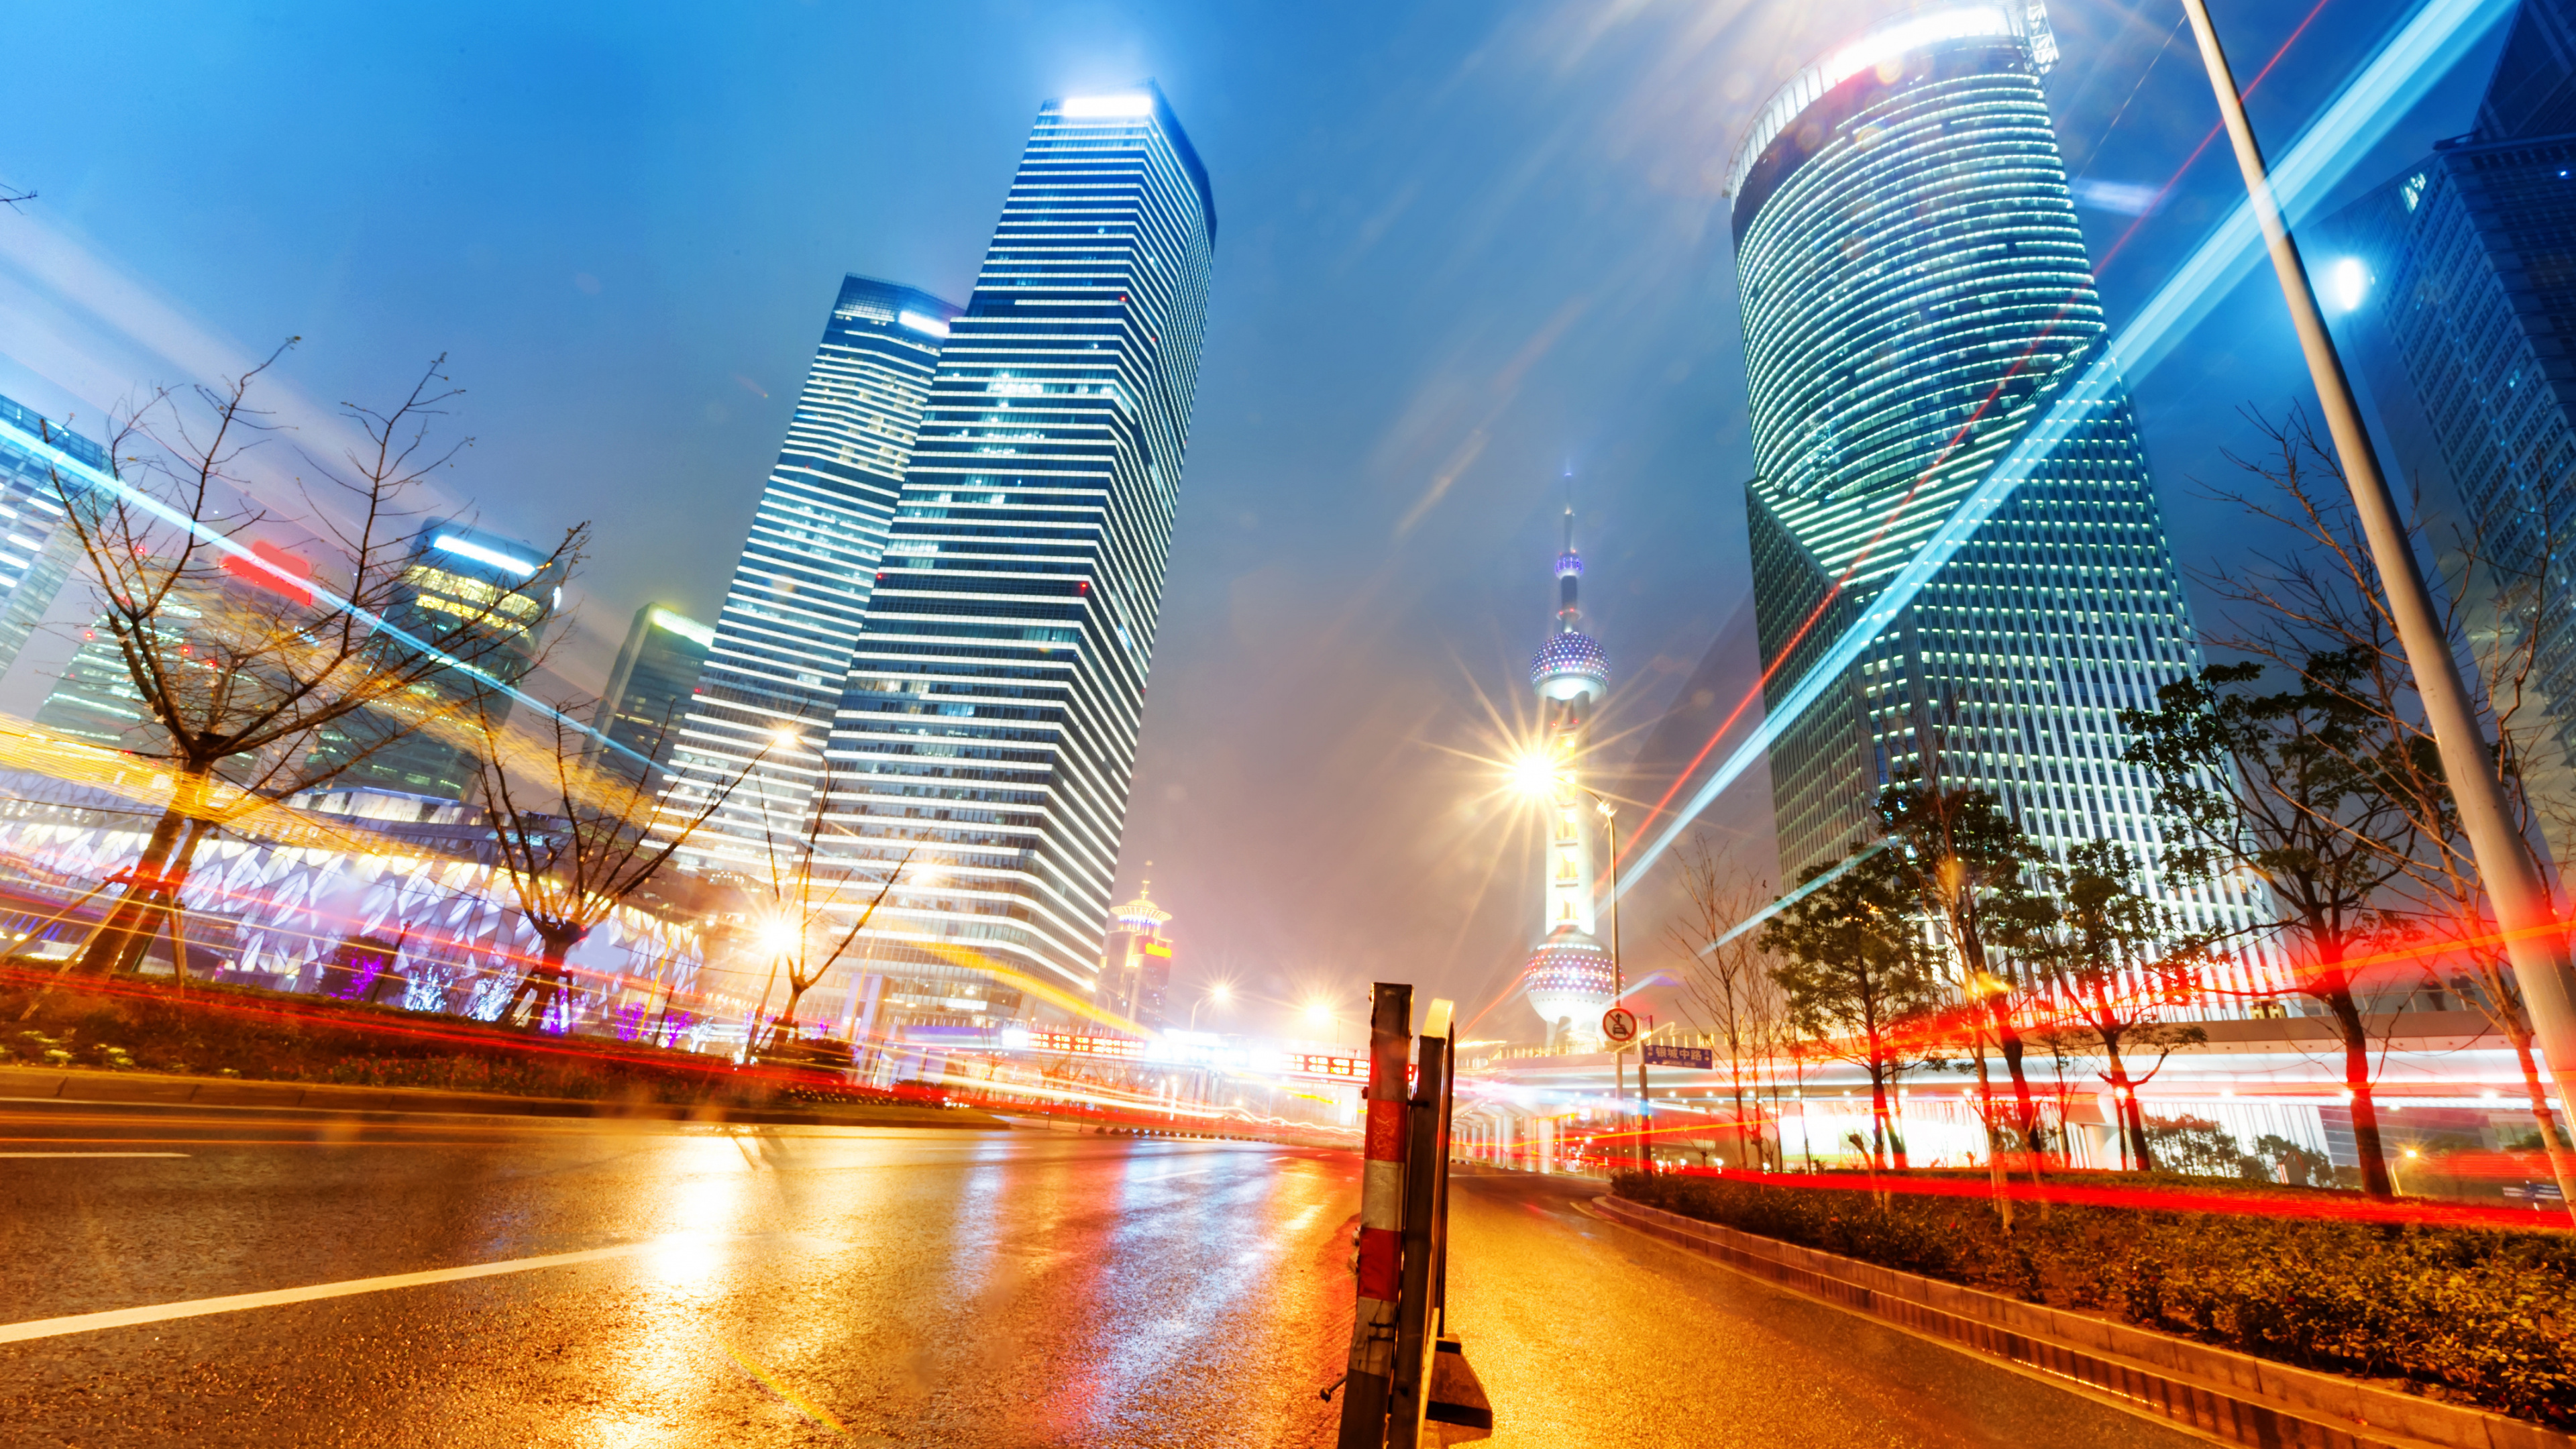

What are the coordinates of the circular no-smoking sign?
(1601, 1006, 1639, 1044)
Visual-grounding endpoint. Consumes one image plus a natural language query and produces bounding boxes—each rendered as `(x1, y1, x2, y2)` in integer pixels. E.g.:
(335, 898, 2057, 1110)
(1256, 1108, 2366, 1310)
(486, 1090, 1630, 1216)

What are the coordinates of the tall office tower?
(1728, 3, 2263, 951)
(1517, 517, 1617, 1050)
(2325, 0, 2576, 861)
(592, 603, 713, 786)
(1097, 881, 1175, 1032)
(0, 395, 103, 678)
(312, 521, 564, 800)
(819, 85, 1216, 1019)
(38, 607, 187, 750)
(667, 276, 961, 869)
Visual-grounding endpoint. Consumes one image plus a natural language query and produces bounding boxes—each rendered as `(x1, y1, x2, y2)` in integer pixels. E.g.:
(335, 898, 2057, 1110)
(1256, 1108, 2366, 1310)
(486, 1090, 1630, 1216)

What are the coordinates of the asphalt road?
(0, 1102, 2206, 1447)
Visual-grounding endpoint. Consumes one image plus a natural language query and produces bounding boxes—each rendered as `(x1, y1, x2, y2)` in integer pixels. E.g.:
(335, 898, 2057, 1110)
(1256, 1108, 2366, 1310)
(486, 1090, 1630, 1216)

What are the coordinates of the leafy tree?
(2121, 652, 2414, 1197)
(2000, 839, 2209, 1171)
(1758, 849, 1945, 1169)
(1873, 773, 2049, 1198)
(2186, 413, 2576, 1207)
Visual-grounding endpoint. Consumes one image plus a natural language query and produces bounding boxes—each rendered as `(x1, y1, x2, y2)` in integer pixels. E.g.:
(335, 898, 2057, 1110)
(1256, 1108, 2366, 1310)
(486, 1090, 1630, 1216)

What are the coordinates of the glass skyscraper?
(668, 275, 961, 868)
(816, 85, 1216, 1021)
(1729, 3, 2261, 949)
(0, 394, 102, 679)
(592, 602, 713, 786)
(311, 521, 565, 800)
(2326, 0, 2576, 860)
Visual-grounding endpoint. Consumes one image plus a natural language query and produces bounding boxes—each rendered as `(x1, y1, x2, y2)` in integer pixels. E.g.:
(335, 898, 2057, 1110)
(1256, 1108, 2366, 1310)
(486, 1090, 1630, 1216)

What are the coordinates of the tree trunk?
(2321, 981, 2396, 1199)
(1968, 1040, 2013, 1231)
(2504, 1022, 2576, 1208)
(1988, 996, 2041, 1159)
(1869, 1067, 1894, 1171)
(502, 936, 578, 1032)
(76, 765, 209, 975)
(2100, 1031, 2154, 1171)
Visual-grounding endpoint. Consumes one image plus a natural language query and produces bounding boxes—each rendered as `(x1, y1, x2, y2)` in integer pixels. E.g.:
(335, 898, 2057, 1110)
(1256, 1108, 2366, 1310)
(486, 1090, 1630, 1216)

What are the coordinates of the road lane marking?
(0, 1240, 671, 1343)
(718, 1336, 849, 1435)
(0, 1152, 190, 1158)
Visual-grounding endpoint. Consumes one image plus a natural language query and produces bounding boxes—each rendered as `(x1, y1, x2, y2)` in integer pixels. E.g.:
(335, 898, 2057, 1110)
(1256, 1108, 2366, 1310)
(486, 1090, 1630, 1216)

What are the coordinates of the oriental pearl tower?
(1519, 510, 1617, 1050)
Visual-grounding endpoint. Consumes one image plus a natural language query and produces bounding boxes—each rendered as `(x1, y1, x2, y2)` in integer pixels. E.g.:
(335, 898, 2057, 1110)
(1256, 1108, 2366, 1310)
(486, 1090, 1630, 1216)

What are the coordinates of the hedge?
(1613, 1169, 2576, 1427)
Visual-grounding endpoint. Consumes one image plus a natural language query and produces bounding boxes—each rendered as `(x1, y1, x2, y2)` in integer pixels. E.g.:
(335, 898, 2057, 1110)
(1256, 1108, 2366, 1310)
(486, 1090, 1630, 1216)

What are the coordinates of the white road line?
(0, 1152, 190, 1159)
(0, 1240, 665, 1344)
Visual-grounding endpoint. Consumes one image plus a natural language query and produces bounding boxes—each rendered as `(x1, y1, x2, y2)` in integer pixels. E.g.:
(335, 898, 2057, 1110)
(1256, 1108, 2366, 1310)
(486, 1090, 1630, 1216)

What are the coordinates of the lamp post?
(1189, 981, 1232, 1031)
(2179, 0, 2576, 1210)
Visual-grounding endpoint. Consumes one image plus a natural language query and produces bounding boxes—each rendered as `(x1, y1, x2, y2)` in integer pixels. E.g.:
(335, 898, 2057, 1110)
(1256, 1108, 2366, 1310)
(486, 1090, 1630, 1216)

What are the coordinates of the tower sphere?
(1530, 632, 1609, 702)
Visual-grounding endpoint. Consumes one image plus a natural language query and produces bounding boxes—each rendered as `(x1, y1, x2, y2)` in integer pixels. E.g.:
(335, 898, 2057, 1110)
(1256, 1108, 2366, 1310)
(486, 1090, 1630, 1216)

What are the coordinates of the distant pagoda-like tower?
(1519, 512, 1615, 1049)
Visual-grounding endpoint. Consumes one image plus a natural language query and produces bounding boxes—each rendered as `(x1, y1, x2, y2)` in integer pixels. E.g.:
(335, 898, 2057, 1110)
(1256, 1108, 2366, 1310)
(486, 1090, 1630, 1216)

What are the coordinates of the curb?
(0, 1065, 1008, 1131)
(1593, 1195, 2570, 1449)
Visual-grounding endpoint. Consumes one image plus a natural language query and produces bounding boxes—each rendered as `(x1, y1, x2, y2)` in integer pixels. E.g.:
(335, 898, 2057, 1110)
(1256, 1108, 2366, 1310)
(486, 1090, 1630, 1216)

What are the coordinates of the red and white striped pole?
(1336, 982, 1413, 1446)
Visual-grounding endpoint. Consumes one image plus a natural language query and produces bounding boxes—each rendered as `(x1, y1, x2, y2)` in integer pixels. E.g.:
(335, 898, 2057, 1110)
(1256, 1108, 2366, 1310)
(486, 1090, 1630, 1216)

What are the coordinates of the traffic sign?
(1601, 1006, 1638, 1043)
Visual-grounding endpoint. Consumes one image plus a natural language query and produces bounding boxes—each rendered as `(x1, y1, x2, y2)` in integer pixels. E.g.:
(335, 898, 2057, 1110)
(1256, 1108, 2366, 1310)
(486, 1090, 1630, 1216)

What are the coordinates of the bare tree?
(1666, 835, 1774, 1169)
(748, 755, 916, 1055)
(48, 345, 584, 978)
(478, 702, 753, 1031)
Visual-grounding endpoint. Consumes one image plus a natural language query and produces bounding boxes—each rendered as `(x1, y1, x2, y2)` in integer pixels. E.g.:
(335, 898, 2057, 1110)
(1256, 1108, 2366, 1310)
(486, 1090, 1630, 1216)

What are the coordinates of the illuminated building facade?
(1519, 516, 1618, 1048)
(2325, 0, 2576, 861)
(592, 603, 713, 785)
(312, 521, 564, 800)
(817, 85, 1217, 1016)
(668, 275, 962, 868)
(1729, 4, 2264, 950)
(0, 394, 100, 678)
(1097, 881, 1175, 1032)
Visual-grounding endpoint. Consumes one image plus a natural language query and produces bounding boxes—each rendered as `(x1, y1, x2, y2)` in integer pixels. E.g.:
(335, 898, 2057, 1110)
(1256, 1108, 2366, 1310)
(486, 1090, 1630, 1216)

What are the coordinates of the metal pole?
(2179, 0, 2576, 1211)
(1387, 998, 1454, 1448)
(1603, 798, 1631, 1168)
(1336, 983, 1413, 1447)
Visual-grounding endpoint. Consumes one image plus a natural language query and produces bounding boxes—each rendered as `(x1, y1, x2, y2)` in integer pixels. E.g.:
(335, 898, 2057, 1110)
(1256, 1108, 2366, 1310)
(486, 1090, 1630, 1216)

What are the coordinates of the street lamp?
(1189, 981, 1232, 1031)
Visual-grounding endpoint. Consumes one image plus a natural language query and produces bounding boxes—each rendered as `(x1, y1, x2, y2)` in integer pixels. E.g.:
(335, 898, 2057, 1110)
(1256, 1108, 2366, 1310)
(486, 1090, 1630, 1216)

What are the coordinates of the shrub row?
(1613, 1169, 2576, 1427)
(0, 973, 900, 1109)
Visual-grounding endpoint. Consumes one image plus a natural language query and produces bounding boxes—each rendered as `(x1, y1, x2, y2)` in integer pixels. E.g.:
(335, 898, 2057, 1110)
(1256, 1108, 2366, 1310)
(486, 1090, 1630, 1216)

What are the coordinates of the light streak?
(1703, 843, 1886, 953)
(716, 1336, 849, 1434)
(0, 414, 655, 775)
(1619, 0, 2514, 891)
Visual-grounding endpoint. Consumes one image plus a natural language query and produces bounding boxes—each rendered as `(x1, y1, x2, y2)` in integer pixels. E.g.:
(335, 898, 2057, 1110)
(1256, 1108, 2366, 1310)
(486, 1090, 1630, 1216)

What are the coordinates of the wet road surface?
(0, 1102, 2202, 1446)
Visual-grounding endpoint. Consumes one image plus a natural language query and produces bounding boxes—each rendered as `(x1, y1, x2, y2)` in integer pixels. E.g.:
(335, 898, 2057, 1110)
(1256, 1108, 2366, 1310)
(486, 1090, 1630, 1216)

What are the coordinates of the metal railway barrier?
(1334, 982, 1492, 1447)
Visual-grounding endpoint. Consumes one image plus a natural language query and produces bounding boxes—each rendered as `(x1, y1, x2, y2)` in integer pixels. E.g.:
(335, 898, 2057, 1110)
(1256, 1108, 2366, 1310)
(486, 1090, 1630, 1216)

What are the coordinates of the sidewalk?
(0, 1063, 1009, 1130)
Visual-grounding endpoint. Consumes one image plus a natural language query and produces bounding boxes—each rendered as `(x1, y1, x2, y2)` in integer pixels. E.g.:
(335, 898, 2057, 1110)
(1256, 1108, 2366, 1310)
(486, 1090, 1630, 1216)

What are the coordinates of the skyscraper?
(0, 394, 102, 678)
(592, 603, 713, 785)
(2324, 0, 2576, 860)
(311, 521, 564, 800)
(817, 84, 1216, 1020)
(1517, 516, 1617, 1049)
(1729, 3, 2260, 947)
(667, 276, 961, 869)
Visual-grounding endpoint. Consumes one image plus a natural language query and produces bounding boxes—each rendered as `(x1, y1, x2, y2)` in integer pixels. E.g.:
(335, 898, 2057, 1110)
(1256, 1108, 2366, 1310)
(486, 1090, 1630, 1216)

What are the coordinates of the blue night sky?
(0, 0, 2512, 1037)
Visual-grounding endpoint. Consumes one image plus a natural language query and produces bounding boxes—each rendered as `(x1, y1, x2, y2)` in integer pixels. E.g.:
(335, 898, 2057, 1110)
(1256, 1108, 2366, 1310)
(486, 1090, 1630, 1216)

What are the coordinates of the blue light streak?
(1621, 0, 2514, 894)
(0, 416, 655, 773)
(1703, 842, 1888, 953)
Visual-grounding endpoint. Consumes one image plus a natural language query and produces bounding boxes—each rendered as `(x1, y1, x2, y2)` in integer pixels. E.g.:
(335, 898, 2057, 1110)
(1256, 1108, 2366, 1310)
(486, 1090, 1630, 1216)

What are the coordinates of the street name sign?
(1643, 1043, 1713, 1069)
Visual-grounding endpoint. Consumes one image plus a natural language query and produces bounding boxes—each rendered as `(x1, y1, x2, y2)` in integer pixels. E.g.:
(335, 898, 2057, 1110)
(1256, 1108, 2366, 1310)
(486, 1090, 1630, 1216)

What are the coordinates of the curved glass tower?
(1729, 4, 2263, 958)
